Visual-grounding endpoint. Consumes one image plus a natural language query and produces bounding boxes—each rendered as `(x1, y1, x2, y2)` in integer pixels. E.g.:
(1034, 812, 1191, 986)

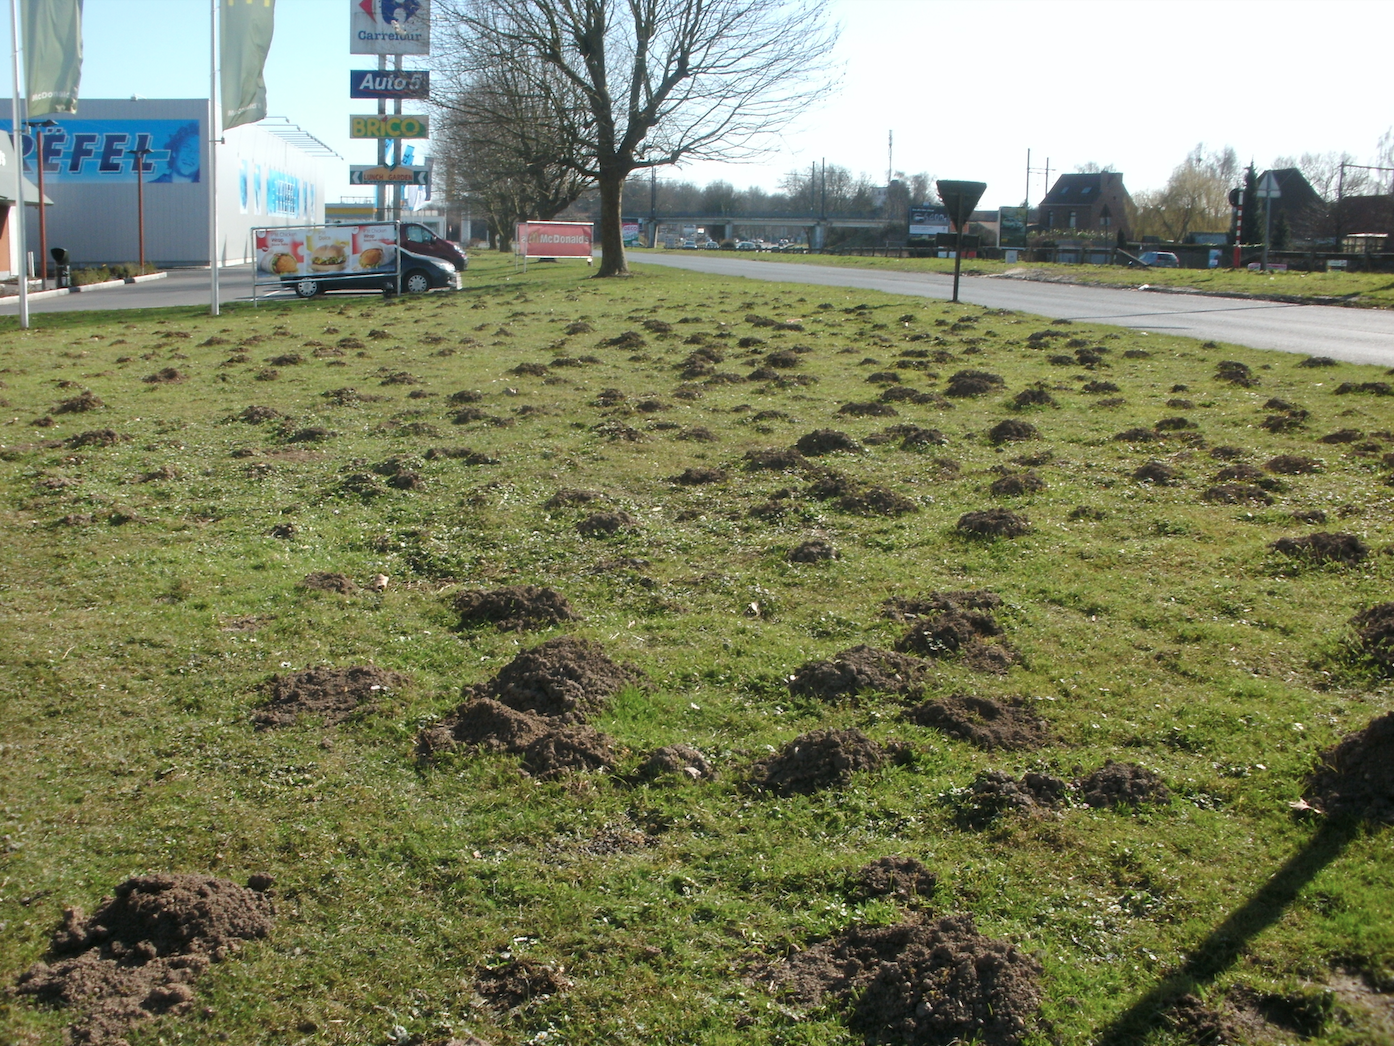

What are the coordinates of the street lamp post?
(133, 146, 151, 272)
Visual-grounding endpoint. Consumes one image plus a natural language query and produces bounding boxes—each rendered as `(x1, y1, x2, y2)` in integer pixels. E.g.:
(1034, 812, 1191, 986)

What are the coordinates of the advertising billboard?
(255, 223, 400, 281)
(516, 220, 593, 262)
(998, 206, 1028, 249)
(907, 205, 951, 242)
(14, 119, 201, 182)
(350, 114, 428, 139)
(349, 69, 430, 100)
(622, 221, 640, 247)
(350, 165, 429, 186)
(350, 0, 430, 55)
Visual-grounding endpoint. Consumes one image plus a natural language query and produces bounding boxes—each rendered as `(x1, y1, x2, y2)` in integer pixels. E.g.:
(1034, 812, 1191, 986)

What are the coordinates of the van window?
(405, 225, 432, 243)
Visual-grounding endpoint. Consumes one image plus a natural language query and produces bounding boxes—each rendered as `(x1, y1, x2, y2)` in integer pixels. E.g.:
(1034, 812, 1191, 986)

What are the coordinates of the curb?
(2, 270, 168, 301)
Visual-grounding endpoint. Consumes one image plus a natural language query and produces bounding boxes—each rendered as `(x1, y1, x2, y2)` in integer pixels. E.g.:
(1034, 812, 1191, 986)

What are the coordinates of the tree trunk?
(596, 167, 629, 276)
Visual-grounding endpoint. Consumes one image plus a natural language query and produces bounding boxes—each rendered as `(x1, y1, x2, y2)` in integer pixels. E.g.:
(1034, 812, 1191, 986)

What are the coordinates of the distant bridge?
(637, 214, 888, 247)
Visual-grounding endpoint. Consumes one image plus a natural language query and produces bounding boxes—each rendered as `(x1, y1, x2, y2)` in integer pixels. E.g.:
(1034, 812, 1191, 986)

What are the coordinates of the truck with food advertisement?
(252, 221, 463, 300)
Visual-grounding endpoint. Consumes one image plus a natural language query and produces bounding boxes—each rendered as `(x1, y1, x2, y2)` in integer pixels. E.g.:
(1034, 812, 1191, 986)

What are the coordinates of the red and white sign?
(516, 220, 593, 260)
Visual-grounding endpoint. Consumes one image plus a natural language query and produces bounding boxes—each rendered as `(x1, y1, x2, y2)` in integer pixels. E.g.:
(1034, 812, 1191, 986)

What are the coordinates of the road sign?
(350, 69, 429, 99)
(936, 180, 987, 228)
(1255, 172, 1282, 199)
(350, 165, 429, 186)
(350, 114, 429, 139)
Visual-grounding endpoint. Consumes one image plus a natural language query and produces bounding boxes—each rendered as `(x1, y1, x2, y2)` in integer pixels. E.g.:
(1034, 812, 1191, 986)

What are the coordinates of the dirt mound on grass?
(883, 590, 1003, 620)
(1270, 532, 1368, 565)
(906, 695, 1050, 750)
(1349, 603, 1394, 675)
(954, 770, 1070, 827)
(945, 370, 1005, 398)
(744, 447, 806, 471)
(467, 635, 643, 720)
(1134, 461, 1181, 485)
(763, 915, 1042, 1046)
(1202, 483, 1274, 505)
(421, 698, 551, 754)
(788, 538, 838, 563)
(795, 429, 862, 455)
(576, 510, 637, 537)
(453, 585, 577, 631)
(1303, 711, 1394, 822)
(987, 419, 1038, 444)
(520, 726, 619, 777)
(788, 645, 929, 700)
(300, 571, 358, 593)
(848, 857, 938, 903)
(640, 743, 713, 781)
(956, 509, 1030, 538)
(754, 728, 891, 795)
(255, 665, 409, 728)
(475, 959, 570, 1010)
(14, 874, 273, 1046)
(1079, 760, 1171, 808)
(990, 471, 1046, 496)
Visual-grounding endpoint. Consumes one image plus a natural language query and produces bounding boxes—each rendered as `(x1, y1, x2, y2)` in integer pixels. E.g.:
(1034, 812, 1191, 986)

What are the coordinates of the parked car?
(1138, 250, 1180, 268)
(735, 240, 757, 251)
(703, 239, 720, 249)
(681, 238, 698, 249)
(401, 222, 468, 271)
(288, 254, 460, 298)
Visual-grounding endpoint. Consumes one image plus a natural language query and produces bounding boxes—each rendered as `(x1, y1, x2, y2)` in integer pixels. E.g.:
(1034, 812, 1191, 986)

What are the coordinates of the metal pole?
(209, 0, 220, 316)
(392, 53, 402, 222)
(952, 221, 964, 304)
(376, 54, 385, 222)
(9, 0, 28, 327)
(1262, 198, 1271, 272)
(34, 124, 45, 289)
(137, 154, 145, 271)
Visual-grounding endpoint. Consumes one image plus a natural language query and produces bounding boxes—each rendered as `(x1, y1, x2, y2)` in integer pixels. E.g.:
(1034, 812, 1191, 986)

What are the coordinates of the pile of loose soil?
(300, 571, 359, 594)
(639, 743, 713, 781)
(1217, 463, 1265, 481)
(795, 429, 861, 455)
(788, 645, 929, 700)
(1302, 710, 1394, 822)
(762, 915, 1042, 1046)
(1079, 760, 1171, 808)
(1216, 360, 1258, 386)
(465, 635, 643, 720)
(945, 370, 1005, 398)
(1201, 483, 1274, 505)
(1266, 454, 1321, 475)
(788, 538, 838, 563)
(671, 466, 727, 485)
(987, 419, 1038, 444)
(744, 447, 806, 471)
(754, 728, 890, 795)
(990, 472, 1046, 496)
(576, 510, 637, 537)
(14, 874, 274, 1046)
(254, 664, 409, 728)
(1012, 388, 1055, 408)
(1270, 532, 1368, 565)
(475, 959, 570, 1010)
(884, 590, 1003, 621)
(1134, 461, 1181, 485)
(453, 585, 578, 631)
(55, 391, 104, 414)
(418, 697, 620, 779)
(906, 694, 1050, 750)
(953, 770, 1070, 827)
(838, 485, 919, 517)
(956, 509, 1031, 539)
(1164, 992, 1239, 1045)
(847, 857, 938, 903)
(1349, 603, 1394, 675)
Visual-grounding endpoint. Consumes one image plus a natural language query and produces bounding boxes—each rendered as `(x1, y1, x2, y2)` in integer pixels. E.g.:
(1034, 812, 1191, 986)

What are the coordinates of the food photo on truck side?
(251, 221, 465, 300)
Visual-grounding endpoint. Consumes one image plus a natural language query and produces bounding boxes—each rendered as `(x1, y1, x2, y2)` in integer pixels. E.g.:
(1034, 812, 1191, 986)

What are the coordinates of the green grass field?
(644, 248, 1394, 309)
(1, 253, 1391, 1045)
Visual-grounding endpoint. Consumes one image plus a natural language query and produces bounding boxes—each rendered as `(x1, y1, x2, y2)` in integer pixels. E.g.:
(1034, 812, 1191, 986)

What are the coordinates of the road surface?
(634, 253, 1394, 367)
(6, 254, 1393, 366)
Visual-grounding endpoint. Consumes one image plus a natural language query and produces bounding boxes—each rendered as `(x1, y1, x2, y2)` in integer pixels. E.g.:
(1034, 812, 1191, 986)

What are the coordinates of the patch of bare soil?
(475, 959, 570, 1011)
(1079, 760, 1171, 808)
(788, 538, 838, 563)
(54, 391, 104, 414)
(945, 370, 1005, 398)
(788, 645, 929, 700)
(1266, 454, 1321, 475)
(906, 695, 1050, 750)
(883, 590, 1003, 621)
(990, 472, 1046, 496)
(1303, 710, 1394, 823)
(1134, 461, 1181, 485)
(1202, 483, 1274, 505)
(1217, 463, 1264, 481)
(300, 571, 358, 594)
(943, 771, 1066, 829)
(255, 665, 409, 728)
(418, 698, 550, 755)
(753, 728, 890, 795)
(838, 485, 919, 517)
(671, 466, 727, 485)
(575, 510, 637, 537)
(1225, 984, 1334, 1040)
(761, 915, 1042, 1046)
(520, 726, 619, 777)
(1270, 532, 1368, 565)
(1349, 603, 1394, 676)
(67, 429, 125, 448)
(465, 635, 644, 721)
(795, 429, 861, 455)
(639, 743, 713, 781)
(956, 509, 1031, 538)
(453, 585, 577, 631)
(847, 857, 938, 904)
(1163, 992, 1238, 1045)
(13, 874, 273, 1046)
(744, 447, 807, 471)
(987, 419, 1038, 444)
(143, 367, 187, 383)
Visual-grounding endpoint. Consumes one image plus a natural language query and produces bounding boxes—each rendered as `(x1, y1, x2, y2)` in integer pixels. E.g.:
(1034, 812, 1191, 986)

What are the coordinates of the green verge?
(639, 247, 1394, 308)
(0, 252, 1391, 1045)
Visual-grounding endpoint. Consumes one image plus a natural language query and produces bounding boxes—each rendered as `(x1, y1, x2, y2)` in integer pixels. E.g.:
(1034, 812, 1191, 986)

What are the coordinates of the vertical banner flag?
(351, 0, 430, 55)
(24, 0, 84, 117)
(221, 0, 276, 130)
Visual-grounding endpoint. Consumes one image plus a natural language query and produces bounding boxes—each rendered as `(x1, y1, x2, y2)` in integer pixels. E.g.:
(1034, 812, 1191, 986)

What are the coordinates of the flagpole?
(209, 0, 220, 316)
(8, 0, 28, 328)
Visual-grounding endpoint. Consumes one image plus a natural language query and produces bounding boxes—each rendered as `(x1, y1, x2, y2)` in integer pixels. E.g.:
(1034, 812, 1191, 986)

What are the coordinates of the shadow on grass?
(1093, 817, 1364, 1045)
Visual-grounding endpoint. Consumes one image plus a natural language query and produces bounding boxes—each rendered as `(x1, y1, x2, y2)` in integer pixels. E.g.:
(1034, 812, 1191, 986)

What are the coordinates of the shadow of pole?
(1093, 817, 1363, 1045)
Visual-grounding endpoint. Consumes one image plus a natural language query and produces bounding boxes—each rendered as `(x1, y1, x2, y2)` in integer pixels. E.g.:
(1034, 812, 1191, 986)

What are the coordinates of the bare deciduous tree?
(438, 0, 839, 275)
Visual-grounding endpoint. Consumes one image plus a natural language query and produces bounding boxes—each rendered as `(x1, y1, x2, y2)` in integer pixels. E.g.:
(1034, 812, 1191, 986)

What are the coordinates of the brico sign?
(350, 114, 429, 139)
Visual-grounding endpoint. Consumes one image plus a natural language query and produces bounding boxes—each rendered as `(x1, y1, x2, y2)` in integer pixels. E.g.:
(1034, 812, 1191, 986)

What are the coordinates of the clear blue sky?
(4, 0, 1391, 208)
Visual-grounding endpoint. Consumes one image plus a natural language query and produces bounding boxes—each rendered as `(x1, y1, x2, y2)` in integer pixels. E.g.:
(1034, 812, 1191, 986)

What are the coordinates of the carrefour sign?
(350, 115, 429, 139)
(350, 0, 430, 55)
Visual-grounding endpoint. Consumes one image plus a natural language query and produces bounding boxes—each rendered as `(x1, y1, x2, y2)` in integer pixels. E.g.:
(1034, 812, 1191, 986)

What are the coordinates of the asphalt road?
(634, 253, 1394, 367)
(6, 254, 1393, 366)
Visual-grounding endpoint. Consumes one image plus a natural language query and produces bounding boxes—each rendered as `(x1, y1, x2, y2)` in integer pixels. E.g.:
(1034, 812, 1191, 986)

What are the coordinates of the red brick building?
(1038, 172, 1132, 237)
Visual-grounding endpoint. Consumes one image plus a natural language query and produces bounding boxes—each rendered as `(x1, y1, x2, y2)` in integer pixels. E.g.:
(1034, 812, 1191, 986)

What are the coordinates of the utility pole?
(887, 130, 892, 189)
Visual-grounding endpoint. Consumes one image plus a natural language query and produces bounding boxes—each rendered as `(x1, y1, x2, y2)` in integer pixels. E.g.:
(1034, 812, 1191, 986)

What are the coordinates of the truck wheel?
(294, 279, 320, 298)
